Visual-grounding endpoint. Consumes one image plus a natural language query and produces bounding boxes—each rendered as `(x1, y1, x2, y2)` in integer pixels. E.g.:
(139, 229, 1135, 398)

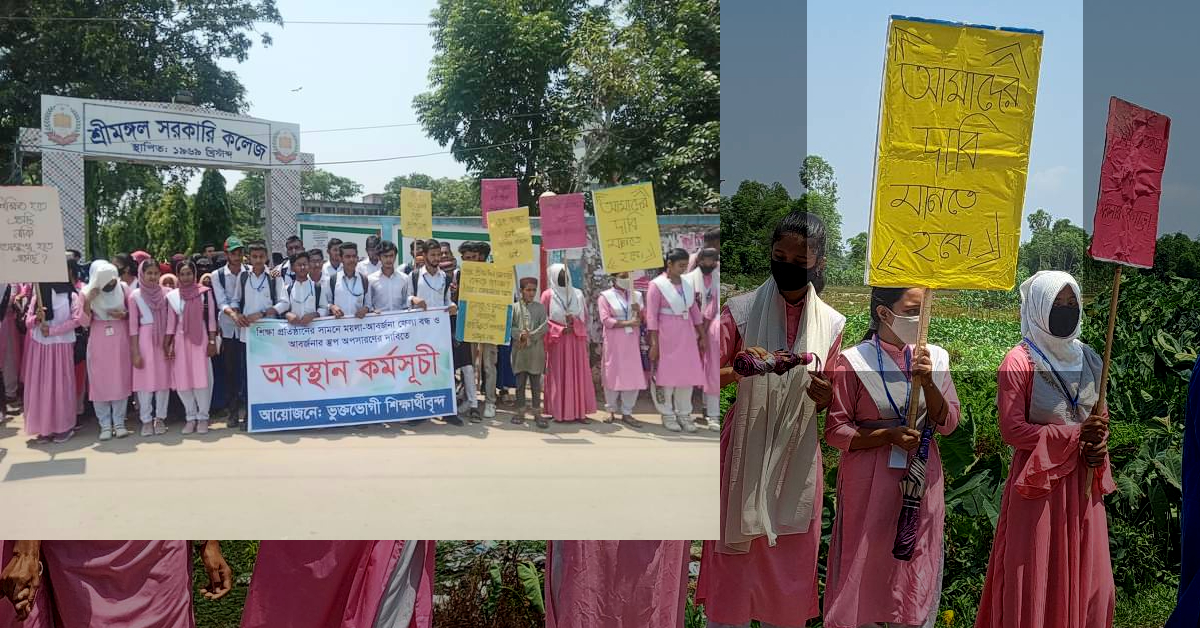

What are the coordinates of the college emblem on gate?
(43, 103, 82, 145)
(272, 128, 299, 164)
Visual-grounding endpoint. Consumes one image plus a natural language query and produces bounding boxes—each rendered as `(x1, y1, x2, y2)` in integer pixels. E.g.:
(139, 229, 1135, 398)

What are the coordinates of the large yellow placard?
(487, 206, 534, 266)
(459, 261, 514, 305)
(459, 301, 511, 345)
(867, 17, 1042, 290)
(400, 187, 433, 239)
(592, 182, 663, 274)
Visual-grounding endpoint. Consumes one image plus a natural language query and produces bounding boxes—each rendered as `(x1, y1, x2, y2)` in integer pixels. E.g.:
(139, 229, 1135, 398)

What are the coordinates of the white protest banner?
(246, 310, 456, 432)
(0, 186, 68, 283)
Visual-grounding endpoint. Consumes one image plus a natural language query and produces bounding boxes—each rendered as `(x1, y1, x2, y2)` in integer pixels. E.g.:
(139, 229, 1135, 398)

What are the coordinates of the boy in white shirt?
(320, 238, 344, 280)
(227, 241, 287, 428)
(410, 241, 463, 425)
(283, 251, 325, 325)
(321, 242, 372, 319)
(370, 240, 426, 313)
(358, 234, 383, 277)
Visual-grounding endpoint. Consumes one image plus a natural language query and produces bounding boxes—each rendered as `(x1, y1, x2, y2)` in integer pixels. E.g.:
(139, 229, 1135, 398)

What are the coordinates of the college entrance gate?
(20, 95, 313, 252)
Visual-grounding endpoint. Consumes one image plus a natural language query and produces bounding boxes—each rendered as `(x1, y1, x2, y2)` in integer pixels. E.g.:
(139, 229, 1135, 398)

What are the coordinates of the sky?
(194, 0, 464, 196)
(1083, 0, 1200, 238)
(806, 1, 1084, 246)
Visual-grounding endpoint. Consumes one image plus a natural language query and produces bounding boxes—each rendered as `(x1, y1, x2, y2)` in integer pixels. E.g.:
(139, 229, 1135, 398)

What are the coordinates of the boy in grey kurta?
(511, 277, 548, 428)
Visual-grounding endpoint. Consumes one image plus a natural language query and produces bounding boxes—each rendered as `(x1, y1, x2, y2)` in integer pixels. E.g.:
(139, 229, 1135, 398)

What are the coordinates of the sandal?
(510, 416, 523, 425)
(535, 417, 549, 429)
(622, 414, 643, 429)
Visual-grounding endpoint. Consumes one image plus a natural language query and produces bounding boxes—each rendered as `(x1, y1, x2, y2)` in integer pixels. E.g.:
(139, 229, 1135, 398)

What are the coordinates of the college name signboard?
(40, 95, 301, 169)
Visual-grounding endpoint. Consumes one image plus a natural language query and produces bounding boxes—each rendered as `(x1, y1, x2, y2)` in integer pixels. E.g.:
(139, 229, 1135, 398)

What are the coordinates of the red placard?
(1089, 97, 1170, 268)
(481, 178, 518, 227)
(539, 193, 587, 249)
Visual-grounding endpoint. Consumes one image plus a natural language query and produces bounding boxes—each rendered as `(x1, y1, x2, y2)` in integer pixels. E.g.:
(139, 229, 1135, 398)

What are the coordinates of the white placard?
(0, 187, 68, 283)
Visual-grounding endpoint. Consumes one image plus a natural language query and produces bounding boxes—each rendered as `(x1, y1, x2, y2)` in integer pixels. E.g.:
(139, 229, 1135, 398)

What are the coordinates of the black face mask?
(770, 259, 811, 292)
(557, 275, 567, 287)
(700, 265, 716, 275)
(102, 283, 116, 293)
(1048, 305, 1079, 337)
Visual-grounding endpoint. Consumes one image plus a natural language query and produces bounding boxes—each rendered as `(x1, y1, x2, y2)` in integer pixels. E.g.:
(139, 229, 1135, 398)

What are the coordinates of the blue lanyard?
(613, 289, 630, 319)
(294, 281, 313, 304)
(343, 273, 364, 297)
(249, 272, 269, 293)
(421, 273, 441, 296)
(874, 334, 912, 421)
(1022, 337, 1080, 411)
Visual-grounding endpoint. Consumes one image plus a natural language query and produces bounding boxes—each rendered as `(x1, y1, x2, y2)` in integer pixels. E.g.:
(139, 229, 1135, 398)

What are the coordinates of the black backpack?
(238, 271, 278, 315)
(329, 272, 369, 310)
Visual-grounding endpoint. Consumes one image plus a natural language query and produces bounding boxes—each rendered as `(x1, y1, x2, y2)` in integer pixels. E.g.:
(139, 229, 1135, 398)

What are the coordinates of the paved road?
(0, 399, 718, 539)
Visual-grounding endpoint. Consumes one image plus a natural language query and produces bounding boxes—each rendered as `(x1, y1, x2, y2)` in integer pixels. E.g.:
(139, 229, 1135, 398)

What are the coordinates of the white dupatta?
(722, 278, 843, 553)
(651, 273, 694, 318)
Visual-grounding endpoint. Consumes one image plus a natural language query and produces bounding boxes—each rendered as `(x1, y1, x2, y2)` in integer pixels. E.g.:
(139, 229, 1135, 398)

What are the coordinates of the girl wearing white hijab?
(696, 212, 845, 628)
(540, 263, 597, 423)
(975, 270, 1115, 628)
(79, 260, 134, 440)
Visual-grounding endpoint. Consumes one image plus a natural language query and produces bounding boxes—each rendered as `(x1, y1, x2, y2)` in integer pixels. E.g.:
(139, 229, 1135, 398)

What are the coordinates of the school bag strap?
(238, 271, 278, 317)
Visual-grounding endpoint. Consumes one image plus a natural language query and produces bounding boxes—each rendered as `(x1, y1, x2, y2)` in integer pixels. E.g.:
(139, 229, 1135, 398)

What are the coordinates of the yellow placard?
(459, 261, 514, 305)
(460, 301, 510, 344)
(400, 187, 433, 240)
(486, 206, 534, 266)
(592, 182, 663, 274)
(867, 17, 1043, 290)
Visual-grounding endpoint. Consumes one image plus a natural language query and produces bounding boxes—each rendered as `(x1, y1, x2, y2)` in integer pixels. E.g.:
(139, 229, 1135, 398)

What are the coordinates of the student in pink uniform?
(22, 267, 80, 443)
(685, 247, 721, 430)
(647, 248, 706, 433)
(823, 287, 961, 628)
(0, 283, 25, 406)
(544, 540, 690, 628)
(129, 259, 173, 437)
(165, 259, 219, 435)
(240, 540, 434, 628)
(975, 271, 1115, 628)
(697, 212, 844, 628)
(542, 263, 597, 423)
(598, 272, 647, 428)
(0, 540, 232, 627)
(79, 261, 133, 441)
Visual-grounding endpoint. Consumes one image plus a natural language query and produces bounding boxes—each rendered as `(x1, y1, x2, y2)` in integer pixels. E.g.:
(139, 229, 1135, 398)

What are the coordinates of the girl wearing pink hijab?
(165, 260, 218, 435)
(129, 258, 173, 436)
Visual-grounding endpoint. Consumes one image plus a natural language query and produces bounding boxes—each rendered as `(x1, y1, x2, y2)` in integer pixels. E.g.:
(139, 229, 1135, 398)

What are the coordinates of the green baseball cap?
(224, 235, 245, 252)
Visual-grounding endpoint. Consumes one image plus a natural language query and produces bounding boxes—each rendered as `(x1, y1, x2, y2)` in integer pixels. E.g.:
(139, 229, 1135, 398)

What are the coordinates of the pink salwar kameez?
(79, 290, 133, 403)
(973, 347, 1115, 628)
(598, 289, 647, 392)
(696, 290, 843, 628)
(544, 540, 690, 628)
(240, 540, 434, 628)
(0, 540, 195, 628)
(21, 291, 79, 437)
(645, 278, 705, 389)
(822, 338, 961, 628)
(541, 285, 597, 422)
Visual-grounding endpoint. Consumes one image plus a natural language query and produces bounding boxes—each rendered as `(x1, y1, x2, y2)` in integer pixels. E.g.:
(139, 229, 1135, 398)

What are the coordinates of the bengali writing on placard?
(481, 178, 518, 227)
(0, 187, 68, 283)
(458, 301, 511, 345)
(400, 187, 434, 240)
(867, 19, 1043, 290)
(487, 206, 534, 266)
(592, 182, 664, 274)
(459, 261, 515, 304)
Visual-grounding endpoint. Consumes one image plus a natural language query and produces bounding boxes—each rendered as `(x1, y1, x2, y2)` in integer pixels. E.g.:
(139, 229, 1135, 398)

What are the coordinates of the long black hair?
(772, 211, 827, 294)
(861, 286, 911, 343)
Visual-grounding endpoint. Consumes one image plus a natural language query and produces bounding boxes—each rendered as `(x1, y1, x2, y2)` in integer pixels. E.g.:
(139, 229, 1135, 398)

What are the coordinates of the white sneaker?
(140, 422, 153, 437)
(683, 417, 698, 433)
(196, 420, 209, 434)
(706, 417, 721, 432)
(483, 403, 496, 419)
(115, 424, 130, 438)
(153, 419, 167, 435)
(182, 420, 196, 435)
(98, 428, 113, 441)
(663, 415, 682, 432)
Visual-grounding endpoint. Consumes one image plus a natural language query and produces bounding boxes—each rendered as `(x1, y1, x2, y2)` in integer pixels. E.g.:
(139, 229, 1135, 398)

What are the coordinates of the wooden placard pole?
(906, 288, 934, 430)
(1086, 265, 1122, 499)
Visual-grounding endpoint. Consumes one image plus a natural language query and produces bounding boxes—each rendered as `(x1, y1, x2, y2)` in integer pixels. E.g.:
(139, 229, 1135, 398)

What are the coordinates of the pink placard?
(539, 193, 587, 249)
(1089, 97, 1170, 268)
(481, 178, 518, 227)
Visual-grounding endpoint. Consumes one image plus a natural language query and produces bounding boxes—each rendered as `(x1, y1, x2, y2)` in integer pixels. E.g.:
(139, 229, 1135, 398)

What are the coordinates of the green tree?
(229, 173, 265, 242)
(1153, 232, 1200, 280)
(145, 183, 192, 259)
(722, 180, 794, 285)
(383, 174, 479, 216)
(0, 0, 282, 255)
(101, 179, 160, 257)
(800, 155, 839, 206)
(1020, 209, 1088, 275)
(414, 0, 582, 211)
(193, 169, 233, 251)
(303, 169, 363, 202)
